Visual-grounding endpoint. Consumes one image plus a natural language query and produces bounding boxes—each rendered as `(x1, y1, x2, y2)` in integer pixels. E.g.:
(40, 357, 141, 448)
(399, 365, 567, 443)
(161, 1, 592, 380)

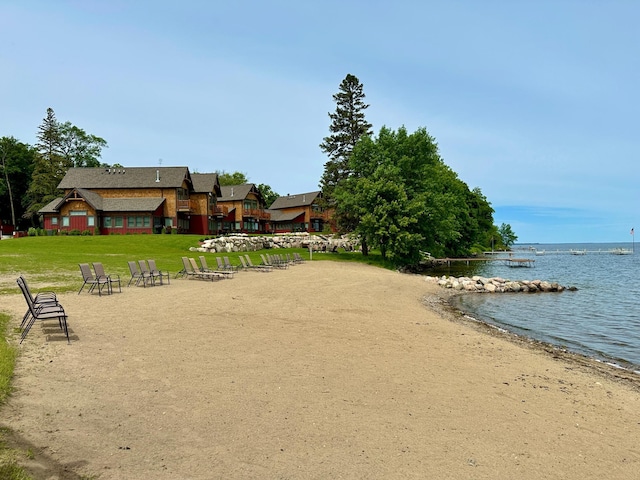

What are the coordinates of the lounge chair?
(17, 276, 69, 344)
(244, 254, 272, 272)
(148, 259, 170, 285)
(189, 257, 224, 280)
(199, 256, 235, 279)
(293, 252, 305, 264)
(93, 262, 122, 294)
(78, 263, 110, 295)
(262, 253, 287, 269)
(223, 256, 241, 271)
(128, 260, 152, 287)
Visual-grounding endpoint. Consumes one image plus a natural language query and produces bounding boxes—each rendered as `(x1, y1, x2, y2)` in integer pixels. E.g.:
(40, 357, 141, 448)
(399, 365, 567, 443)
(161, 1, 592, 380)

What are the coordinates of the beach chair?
(199, 256, 235, 279)
(139, 260, 161, 286)
(262, 253, 287, 269)
(93, 262, 122, 294)
(148, 259, 170, 285)
(18, 275, 60, 330)
(223, 256, 240, 271)
(245, 254, 272, 272)
(17, 276, 69, 344)
(128, 260, 152, 287)
(78, 263, 110, 295)
(189, 257, 224, 281)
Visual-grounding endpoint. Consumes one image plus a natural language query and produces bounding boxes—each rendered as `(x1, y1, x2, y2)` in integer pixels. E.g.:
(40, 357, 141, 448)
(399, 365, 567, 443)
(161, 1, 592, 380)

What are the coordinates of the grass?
(0, 234, 393, 478)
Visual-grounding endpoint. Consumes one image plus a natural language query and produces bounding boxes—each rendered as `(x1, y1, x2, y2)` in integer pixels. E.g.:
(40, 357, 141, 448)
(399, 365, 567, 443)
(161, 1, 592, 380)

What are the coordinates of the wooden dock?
(438, 257, 535, 267)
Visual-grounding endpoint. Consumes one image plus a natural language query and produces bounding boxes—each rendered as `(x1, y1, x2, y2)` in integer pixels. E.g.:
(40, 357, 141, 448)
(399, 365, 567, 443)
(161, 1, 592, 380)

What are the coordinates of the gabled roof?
(191, 172, 222, 196)
(57, 167, 192, 190)
(39, 198, 63, 214)
(218, 184, 263, 202)
(266, 209, 305, 222)
(38, 187, 165, 214)
(269, 191, 321, 210)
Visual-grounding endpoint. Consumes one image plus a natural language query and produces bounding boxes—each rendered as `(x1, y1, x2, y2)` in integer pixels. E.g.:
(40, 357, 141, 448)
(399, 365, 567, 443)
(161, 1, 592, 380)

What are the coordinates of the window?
(51, 217, 58, 225)
(62, 216, 69, 227)
(114, 216, 123, 228)
(104, 217, 112, 227)
(70, 210, 87, 216)
(87, 216, 95, 227)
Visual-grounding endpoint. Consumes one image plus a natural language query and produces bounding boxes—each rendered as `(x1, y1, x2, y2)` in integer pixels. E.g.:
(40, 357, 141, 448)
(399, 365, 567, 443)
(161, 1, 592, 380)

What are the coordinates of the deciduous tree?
(0, 136, 36, 228)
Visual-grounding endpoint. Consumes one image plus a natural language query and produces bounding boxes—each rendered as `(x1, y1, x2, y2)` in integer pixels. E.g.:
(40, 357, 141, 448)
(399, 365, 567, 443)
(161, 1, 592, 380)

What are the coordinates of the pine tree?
(25, 108, 69, 220)
(319, 74, 373, 200)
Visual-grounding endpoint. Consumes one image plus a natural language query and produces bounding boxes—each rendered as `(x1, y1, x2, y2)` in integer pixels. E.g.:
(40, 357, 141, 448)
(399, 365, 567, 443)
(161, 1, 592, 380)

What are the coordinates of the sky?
(1, 0, 638, 244)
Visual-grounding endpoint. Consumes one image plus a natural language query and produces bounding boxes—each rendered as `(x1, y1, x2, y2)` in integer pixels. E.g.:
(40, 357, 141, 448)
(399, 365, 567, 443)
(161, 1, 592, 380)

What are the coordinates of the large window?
(51, 217, 58, 225)
(104, 217, 111, 227)
(62, 216, 69, 227)
(114, 216, 123, 228)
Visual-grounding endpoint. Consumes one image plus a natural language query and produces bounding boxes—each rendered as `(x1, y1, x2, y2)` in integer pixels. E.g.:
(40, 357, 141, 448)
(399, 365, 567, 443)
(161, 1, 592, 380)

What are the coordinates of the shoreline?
(427, 287, 640, 391)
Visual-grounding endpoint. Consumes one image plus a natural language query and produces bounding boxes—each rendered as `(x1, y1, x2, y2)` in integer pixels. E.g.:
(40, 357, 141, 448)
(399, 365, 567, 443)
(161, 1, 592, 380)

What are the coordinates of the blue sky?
(1, 1, 638, 243)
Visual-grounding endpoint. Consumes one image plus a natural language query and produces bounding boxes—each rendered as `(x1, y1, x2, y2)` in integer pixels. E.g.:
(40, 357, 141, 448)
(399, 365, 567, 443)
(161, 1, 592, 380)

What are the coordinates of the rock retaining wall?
(425, 275, 577, 293)
(191, 233, 356, 254)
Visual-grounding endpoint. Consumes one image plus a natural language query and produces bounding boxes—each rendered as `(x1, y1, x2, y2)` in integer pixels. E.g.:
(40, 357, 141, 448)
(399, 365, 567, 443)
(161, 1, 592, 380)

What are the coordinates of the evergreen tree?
(319, 74, 373, 201)
(25, 108, 68, 221)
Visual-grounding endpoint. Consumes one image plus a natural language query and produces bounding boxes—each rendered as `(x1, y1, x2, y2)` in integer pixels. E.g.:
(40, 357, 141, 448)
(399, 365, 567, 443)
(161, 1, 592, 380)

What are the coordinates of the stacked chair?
(17, 275, 69, 344)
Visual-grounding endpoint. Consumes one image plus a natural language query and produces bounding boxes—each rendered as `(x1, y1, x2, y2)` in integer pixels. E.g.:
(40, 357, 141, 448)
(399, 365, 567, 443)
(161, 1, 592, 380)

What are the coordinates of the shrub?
(27, 227, 37, 236)
(69, 229, 81, 236)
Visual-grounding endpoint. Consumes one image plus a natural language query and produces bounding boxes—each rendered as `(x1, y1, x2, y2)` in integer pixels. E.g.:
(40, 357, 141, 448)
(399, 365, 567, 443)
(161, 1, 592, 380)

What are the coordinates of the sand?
(1, 261, 639, 479)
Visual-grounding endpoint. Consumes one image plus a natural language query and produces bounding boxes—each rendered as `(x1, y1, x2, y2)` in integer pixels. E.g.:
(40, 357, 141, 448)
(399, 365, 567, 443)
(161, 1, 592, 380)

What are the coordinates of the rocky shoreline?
(425, 275, 577, 293)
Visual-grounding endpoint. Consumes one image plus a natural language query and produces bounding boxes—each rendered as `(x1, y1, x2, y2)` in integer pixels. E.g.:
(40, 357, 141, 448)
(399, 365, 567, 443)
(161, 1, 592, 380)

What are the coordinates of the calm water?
(433, 243, 640, 371)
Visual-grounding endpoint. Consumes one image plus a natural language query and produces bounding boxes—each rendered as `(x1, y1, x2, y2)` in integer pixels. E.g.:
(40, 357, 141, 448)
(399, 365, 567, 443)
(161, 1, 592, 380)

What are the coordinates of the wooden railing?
(245, 208, 271, 220)
(210, 205, 228, 216)
(177, 199, 196, 211)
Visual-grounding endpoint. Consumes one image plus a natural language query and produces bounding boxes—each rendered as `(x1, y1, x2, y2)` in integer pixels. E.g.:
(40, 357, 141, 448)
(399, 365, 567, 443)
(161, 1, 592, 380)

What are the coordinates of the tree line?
(1, 79, 517, 265)
(318, 74, 517, 265)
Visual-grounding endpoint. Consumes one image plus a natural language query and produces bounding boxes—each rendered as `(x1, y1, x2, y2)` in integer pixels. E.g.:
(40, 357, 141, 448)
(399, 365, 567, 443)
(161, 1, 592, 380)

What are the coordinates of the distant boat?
(610, 248, 633, 255)
(570, 249, 587, 255)
(535, 249, 545, 256)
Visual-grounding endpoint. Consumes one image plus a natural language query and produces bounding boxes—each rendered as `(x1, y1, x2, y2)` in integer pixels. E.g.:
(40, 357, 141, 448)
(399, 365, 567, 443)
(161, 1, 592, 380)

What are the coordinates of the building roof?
(57, 167, 193, 190)
(269, 191, 321, 210)
(218, 184, 263, 202)
(266, 209, 305, 222)
(38, 188, 165, 214)
(190, 172, 222, 196)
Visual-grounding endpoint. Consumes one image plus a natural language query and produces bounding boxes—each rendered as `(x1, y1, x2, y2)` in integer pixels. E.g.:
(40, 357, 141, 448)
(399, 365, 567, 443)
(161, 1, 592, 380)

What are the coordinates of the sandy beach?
(1, 261, 639, 479)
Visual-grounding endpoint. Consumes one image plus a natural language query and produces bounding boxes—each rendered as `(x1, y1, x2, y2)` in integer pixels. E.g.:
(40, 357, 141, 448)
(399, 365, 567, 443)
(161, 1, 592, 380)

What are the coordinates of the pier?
(438, 257, 535, 267)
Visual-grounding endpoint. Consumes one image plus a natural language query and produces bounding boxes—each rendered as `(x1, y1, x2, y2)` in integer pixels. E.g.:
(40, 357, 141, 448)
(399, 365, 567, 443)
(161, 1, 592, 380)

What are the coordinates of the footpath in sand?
(1, 261, 639, 479)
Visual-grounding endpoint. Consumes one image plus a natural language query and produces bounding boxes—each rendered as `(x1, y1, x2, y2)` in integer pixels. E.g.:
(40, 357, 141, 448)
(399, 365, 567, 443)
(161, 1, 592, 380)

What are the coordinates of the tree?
(25, 108, 108, 222)
(334, 125, 499, 265)
(24, 108, 68, 221)
(256, 183, 279, 208)
(498, 223, 518, 248)
(59, 121, 108, 167)
(0, 137, 36, 228)
(319, 74, 373, 200)
(216, 170, 248, 186)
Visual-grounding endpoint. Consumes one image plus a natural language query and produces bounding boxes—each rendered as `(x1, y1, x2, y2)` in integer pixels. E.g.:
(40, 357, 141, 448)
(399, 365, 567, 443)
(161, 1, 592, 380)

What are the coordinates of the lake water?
(429, 243, 640, 372)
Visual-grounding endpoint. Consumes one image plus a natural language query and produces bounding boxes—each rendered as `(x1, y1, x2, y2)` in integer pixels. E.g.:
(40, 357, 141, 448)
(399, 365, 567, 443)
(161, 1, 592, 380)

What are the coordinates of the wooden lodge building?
(267, 191, 329, 233)
(39, 167, 331, 235)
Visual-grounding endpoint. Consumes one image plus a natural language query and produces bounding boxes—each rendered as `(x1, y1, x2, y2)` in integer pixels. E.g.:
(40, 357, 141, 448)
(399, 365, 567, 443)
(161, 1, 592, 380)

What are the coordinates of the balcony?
(210, 205, 229, 216)
(244, 208, 271, 220)
(310, 210, 329, 220)
(177, 199, 196, 212)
